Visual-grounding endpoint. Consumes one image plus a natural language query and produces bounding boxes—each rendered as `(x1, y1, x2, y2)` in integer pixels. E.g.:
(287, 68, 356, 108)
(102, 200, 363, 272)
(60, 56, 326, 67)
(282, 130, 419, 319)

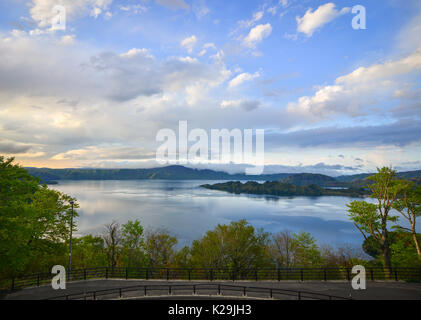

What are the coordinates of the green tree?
(347, 167, 404, 272)
(0, 156, 78, 277)
(393, 182, 421, 257)
(72, 235, 107, 269)
(121, 220, 147, 268)
(190, 220, 271, 271)
(292, 231, 322, 267)
(145, 229, 178, 268)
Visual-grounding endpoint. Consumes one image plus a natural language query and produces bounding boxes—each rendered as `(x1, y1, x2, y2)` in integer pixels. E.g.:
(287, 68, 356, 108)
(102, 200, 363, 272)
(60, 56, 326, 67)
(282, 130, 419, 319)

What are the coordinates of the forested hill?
(26, 165, 291, 182)
(201, 181, 369, 197)
(26, 165, 421, 186)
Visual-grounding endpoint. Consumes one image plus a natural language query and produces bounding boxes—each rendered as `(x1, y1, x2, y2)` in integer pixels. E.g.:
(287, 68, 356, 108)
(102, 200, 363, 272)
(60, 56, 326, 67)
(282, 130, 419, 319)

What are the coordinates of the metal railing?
(46, 283, 352, 300)
(4, 266, 421, 291)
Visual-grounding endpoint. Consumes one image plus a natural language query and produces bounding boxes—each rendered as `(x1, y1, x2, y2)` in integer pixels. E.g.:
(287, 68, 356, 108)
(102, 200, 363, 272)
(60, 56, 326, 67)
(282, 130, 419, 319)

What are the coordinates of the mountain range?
(26, 165, 421, 187)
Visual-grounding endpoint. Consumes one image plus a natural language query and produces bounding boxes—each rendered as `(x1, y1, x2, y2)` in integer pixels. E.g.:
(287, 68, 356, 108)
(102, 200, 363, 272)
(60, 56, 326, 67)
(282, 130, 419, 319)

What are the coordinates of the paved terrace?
(3, 279, 421, 300)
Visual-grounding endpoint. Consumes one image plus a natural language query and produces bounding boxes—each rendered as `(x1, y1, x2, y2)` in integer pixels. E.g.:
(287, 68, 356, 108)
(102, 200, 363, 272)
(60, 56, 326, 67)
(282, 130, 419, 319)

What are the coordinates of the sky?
(0, 0, 420, 176)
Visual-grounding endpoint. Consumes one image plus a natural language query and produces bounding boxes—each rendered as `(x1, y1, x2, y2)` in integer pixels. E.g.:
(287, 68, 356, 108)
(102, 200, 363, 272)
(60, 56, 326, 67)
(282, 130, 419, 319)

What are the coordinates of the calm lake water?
(51, 180, 397, 248)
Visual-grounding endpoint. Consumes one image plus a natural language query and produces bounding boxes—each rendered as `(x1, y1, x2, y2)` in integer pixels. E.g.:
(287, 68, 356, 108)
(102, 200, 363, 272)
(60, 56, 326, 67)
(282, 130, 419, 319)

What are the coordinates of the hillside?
(26, 165, 291, 182)
(26, 166, 421, 185)
(201, 181, 369, 197)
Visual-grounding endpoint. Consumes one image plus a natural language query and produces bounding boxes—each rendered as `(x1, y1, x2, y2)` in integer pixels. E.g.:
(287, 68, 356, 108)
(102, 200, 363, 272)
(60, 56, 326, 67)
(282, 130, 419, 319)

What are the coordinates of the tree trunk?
(382, 242, 392, 278)
(412, 231, 421, 257)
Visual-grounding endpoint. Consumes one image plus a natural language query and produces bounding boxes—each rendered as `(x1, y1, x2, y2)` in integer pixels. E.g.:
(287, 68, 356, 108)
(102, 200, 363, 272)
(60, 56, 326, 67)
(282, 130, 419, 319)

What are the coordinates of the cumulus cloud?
(228, 72, 260, 89)
(287, 47, 421, 118)
(180, 35, 197, 53)
(243, 23, 272, 48)
(296, 3, 350, 37)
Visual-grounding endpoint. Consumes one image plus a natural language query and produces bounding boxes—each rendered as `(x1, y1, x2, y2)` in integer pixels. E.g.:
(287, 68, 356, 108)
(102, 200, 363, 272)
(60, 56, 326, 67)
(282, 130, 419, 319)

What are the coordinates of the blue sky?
(0, 0, 420, 175)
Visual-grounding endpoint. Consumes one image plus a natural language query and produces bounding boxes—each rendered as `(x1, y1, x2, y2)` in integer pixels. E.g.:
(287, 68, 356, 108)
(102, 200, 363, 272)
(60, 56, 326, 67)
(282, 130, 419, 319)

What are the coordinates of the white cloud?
(287, 47, 421, 118)
(29, 0, 113, 28)
(60, 34, 76, 45)
(198, 42, 216, 56)
(296, 3, 350, 37)
(243, 23, 272, 48)
(180, 35, 197, 53)
(228, 72, 260, 88)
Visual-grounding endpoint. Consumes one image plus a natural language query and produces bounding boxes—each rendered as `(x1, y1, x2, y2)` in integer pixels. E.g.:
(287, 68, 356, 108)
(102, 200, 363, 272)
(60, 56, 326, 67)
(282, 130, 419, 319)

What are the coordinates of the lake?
(51, 180, 408, 249)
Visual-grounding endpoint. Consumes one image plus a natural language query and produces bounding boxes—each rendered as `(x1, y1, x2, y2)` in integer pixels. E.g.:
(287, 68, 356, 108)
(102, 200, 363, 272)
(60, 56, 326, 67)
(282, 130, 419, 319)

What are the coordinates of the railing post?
(37, 274, 40, 287)
(106, 268, 108, 279)
(210, 269, 213, 282)
(298, 292, 301, 300)
(255, 269, 258, 281)
(84, 269, 87, 281)
(166, 268, 169, 281)
(277, 268, 281, 281)
(300, 269, 304, 281)
(11, 278, 15, 291)
(218, 284, 221, 295)
(324, 269, 327, 281)
(119, 288, 122, 298)
(370, 269, 374, 281)
(270, 289, 273, 298)
(126, 268, 128, 280)
(144, 286, 147, 296)
(146, 268, 149, 280)
(188, 269, 191, 281)
(169, 285, 172, 295)
(243, 287, 246, 297)
(346, 268, 350, 281)
(394, 269, 398, 281)
(193, 285, 196, 295)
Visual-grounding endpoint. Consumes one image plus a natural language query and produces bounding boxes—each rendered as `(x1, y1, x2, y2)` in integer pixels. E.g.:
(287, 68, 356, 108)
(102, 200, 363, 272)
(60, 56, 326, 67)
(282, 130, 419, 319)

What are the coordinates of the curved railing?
(46, 283, 353, 300)
(3, 266, 421, 291)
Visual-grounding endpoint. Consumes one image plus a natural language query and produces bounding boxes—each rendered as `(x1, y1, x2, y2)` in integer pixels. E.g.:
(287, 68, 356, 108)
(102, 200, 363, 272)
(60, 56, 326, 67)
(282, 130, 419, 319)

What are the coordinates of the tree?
(72, 235, 107, 269)
(0, 156, 78, 277)
(271, 230, 296, 268)
(121, 220, 147, 268)
(190, 220, 271, 271)
(292, 231, 322, 267)
(103, 221, 122, 268)
(145, 229, 178, 268)
(347, 167, 404, 272)
(393, 182, 421, 257)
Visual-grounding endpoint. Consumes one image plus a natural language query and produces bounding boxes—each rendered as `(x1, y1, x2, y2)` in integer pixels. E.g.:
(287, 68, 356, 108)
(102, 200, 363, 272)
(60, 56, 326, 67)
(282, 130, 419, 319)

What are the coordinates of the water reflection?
(51, 180, 410, 248)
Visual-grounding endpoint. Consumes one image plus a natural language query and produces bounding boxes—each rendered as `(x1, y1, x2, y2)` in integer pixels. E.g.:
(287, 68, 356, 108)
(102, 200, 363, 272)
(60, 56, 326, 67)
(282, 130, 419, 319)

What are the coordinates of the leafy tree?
(145, 229, 178, 268)
(393, 182, 421, 257)
(292, 231, 322, 267)
(121, 220, 147, 268)
(347, 167, 404, 272)
(190, 220, 271, 271)
(72, 235, 107, 269)
(0, 156, 77, 277)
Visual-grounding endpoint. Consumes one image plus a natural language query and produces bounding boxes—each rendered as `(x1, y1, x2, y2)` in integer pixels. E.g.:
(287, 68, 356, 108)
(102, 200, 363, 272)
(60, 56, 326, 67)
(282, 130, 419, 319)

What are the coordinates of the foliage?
(0, 156, 78, 277)
(190, 220, 271, 271)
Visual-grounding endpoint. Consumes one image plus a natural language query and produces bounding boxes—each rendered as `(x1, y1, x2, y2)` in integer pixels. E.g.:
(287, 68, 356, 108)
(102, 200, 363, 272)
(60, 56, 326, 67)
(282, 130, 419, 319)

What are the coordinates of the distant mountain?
(25, 166, 421, 185)
(280, 173, 340, 187)
(336, 170, 421, 186)
(26, 165, 292, 182)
